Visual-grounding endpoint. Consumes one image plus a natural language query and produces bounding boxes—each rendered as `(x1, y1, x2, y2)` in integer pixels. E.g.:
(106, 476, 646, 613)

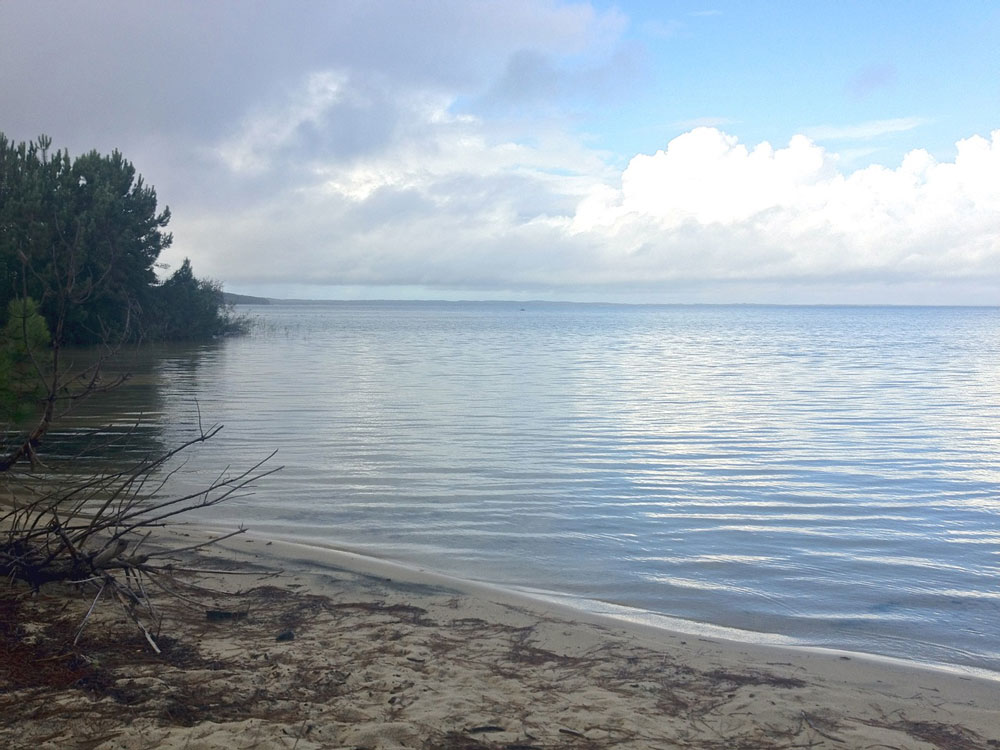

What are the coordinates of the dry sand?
(1, 526, 998, 750)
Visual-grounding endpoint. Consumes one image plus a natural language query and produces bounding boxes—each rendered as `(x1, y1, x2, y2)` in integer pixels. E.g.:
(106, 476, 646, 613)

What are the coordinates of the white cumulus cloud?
(176, 120, 1000, 304)
(567, 127, 1000, 291)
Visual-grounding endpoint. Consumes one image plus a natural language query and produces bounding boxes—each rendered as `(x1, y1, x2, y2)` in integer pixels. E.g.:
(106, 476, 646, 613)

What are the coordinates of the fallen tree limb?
(1, 422, 281, 648)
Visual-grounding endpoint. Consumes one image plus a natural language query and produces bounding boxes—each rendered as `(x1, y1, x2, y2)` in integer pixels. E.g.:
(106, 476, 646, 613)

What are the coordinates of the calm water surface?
(52, 303, 1000, 674)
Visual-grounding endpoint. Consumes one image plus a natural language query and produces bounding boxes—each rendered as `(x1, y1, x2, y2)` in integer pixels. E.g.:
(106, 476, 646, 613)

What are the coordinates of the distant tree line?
(0, 132, 244, 347)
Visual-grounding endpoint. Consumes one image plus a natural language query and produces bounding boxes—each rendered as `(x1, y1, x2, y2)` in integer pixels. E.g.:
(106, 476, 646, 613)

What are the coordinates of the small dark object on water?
(276, 629, 295, 642)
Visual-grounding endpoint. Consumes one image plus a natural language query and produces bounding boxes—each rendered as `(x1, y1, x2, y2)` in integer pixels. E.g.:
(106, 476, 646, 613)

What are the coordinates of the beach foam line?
(9, 519, 994, 750)
(192, 523, 1000, 686)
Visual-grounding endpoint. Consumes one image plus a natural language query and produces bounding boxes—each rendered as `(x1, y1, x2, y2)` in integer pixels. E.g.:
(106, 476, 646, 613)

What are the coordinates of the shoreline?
(3, 522, 999, 749)
(206, 524, 1000, 685)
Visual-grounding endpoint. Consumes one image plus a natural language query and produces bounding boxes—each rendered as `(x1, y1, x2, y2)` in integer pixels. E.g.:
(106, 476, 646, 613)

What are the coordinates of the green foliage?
(147, 258, 249, 340)
(0, 297, 50, 424)
(0, 132, 235, 345)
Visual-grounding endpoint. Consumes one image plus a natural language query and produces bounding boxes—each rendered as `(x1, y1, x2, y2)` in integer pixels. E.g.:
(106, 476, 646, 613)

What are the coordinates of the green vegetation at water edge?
(0, 132, 245, 345)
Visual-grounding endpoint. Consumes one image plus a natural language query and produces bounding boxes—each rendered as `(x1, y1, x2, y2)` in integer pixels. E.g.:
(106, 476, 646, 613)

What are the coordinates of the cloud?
(478, 45, 645, 109)
(575, 128, 838, 229)
(217, 72, 352, 174)
(805, 117, 927, 141)
(0, 0, 628, 155)
(173, 80, 610, 286)
(175, 121, 1000, 303)
(0, 0, 635, 219)
(3, 1, 997, 304)
(568, 127, 1000, 288)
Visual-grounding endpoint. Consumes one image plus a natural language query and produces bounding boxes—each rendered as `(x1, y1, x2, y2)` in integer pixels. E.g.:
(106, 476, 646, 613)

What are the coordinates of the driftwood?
(1, 421, 280, 648)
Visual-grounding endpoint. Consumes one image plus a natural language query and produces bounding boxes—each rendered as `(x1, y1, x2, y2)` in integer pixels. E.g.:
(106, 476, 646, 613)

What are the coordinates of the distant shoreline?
(222, 291, 271, 305)
(225, 295, 1000, 310)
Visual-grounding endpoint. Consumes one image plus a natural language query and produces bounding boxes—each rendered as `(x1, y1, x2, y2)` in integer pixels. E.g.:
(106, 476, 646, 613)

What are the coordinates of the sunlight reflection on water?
(49, 302, 1000, 673)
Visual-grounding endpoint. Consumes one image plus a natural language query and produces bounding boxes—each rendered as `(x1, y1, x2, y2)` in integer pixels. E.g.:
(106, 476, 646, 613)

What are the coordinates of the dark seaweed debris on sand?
(1, 559, 997, 750)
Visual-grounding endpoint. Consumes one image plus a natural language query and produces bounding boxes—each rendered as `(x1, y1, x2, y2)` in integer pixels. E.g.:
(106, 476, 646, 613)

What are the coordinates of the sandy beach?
(2, 525, 998, 750)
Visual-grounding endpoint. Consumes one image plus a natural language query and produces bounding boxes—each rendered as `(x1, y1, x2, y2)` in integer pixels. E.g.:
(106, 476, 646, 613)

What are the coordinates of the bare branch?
(1, 420, 280, 649)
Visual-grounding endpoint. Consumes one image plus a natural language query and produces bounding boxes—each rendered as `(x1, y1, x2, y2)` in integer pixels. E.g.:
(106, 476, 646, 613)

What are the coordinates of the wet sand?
(2, 525, 998, 749)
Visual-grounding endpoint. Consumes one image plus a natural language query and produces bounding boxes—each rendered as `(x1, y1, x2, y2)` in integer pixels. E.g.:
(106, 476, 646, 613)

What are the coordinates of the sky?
(1, 0, 999, 304)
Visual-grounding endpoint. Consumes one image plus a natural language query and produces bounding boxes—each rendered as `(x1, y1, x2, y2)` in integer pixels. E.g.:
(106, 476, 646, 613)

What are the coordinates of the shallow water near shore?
(45, 301, 1000, 674)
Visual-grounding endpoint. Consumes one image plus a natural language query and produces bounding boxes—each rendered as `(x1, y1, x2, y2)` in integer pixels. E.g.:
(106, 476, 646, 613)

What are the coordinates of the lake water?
(49, 302, 1000, 674)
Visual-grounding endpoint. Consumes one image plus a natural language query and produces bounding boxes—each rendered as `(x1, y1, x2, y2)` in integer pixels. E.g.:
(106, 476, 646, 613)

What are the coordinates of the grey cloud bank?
(1, 1, 997, 305)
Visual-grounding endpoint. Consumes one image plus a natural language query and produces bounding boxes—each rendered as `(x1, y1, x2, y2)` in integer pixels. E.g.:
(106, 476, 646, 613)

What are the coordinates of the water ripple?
(47, 302, 1000, 674)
